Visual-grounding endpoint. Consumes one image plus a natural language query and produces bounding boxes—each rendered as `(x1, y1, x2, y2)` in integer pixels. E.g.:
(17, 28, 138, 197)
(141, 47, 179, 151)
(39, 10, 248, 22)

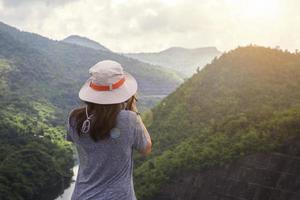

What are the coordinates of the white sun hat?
(79, 60, 138, 104)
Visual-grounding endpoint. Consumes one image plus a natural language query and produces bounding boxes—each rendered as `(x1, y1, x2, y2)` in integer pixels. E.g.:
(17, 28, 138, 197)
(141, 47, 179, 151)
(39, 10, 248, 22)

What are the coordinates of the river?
(55, 165, 78, 200)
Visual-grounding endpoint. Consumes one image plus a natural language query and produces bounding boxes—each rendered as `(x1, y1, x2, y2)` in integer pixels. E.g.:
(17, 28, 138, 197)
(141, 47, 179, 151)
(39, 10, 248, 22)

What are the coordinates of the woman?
(65, 60, 152, 200)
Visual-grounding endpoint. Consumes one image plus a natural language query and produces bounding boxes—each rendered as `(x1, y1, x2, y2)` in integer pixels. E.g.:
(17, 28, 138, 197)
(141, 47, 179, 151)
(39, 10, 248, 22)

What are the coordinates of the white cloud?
(0, 0, 299, 52)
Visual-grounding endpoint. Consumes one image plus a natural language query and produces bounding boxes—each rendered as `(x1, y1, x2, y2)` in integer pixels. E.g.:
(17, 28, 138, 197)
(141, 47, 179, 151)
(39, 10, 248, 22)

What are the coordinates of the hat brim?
(79, 72, 138, 104)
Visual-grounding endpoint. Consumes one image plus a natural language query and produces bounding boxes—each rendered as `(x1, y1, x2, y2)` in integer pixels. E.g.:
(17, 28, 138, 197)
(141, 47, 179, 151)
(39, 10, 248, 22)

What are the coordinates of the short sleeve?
(132, 114, 148, 151)
(65, 112, 74, 143)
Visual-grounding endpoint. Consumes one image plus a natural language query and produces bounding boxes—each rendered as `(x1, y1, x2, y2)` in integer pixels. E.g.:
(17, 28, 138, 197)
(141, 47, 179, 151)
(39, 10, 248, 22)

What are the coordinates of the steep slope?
(157, 136, 300, 200)
(62, 35, 111, 52)
(134, 46, 300, 199)
(125, 46, 221, 77)
(0, 58, 74, 200)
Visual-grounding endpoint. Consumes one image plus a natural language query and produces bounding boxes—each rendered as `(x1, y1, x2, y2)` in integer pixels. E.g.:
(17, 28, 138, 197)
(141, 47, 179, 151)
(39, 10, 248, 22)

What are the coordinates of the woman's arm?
(128, 95, 152, 156)
(136, 114, 152, 156)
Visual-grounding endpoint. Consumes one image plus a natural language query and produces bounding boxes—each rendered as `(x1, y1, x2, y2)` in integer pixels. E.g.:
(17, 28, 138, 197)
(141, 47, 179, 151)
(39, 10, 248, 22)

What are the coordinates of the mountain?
(62, 35, 111, 52)
(124, 46, 222, 77)
(0, 21, 183, 110)
(0, 21, 182, 199)
(133, 46, 300, 199)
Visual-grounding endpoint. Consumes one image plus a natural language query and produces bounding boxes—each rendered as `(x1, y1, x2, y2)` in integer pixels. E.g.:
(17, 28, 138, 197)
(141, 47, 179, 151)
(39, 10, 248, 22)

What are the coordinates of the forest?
(134, 46, 300, 199)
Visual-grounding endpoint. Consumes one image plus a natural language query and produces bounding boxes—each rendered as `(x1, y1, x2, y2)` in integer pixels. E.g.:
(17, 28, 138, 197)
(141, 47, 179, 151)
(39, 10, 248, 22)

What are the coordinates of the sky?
(0, 0, 299, 53)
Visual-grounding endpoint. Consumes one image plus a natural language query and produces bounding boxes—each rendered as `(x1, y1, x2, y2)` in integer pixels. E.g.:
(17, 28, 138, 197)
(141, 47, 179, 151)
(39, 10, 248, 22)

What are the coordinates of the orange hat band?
(89, 78, 125, 91)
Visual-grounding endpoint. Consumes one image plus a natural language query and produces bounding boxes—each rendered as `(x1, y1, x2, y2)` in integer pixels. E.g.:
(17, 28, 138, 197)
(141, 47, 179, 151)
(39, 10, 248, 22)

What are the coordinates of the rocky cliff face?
(154, 137, 300, 200)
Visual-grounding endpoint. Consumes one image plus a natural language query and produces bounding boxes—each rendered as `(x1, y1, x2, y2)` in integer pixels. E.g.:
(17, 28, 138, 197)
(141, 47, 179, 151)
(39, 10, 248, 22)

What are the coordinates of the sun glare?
(160, 0, 178, 6)
(242, 0, 280, 19)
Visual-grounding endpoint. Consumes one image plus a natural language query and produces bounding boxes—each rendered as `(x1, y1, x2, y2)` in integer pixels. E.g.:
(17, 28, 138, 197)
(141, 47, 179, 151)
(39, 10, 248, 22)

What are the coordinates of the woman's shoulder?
(118, 109, 137, 117)
(117, 110, 139, 135)
(68, 107, 84, 126)
(118, 110, 139, 122)
(68, 107, 79, 118)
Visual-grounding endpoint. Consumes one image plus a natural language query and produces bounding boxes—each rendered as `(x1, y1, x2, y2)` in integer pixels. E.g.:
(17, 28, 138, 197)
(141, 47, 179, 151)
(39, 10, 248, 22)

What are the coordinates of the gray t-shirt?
(65, 110, 148, 200)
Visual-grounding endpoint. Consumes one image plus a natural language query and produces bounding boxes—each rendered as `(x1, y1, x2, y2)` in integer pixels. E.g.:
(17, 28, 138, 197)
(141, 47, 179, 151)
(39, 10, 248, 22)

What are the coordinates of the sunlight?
(160, 0, 178, 6)
(241, 0, 281, 19)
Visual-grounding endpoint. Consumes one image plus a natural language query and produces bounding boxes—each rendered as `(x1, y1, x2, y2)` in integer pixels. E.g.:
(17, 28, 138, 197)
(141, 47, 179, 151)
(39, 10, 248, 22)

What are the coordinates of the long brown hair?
(70, 95, 137, 142)
(70, 102, 123, 141)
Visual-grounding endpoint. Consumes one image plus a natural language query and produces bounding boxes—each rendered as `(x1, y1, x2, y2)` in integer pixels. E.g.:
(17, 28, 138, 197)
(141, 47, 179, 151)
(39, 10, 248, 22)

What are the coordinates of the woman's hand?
(126, 95, 138, 113)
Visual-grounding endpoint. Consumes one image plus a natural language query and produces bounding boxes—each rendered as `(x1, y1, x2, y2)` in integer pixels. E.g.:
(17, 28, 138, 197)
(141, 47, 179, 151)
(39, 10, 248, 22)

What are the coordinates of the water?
(55, 165, 78, 200)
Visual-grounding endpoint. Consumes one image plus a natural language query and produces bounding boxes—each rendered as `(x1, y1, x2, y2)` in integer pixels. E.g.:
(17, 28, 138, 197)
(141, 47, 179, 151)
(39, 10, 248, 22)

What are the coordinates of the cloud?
(1, 0, 77, 7)
(0, 0, 299, 52)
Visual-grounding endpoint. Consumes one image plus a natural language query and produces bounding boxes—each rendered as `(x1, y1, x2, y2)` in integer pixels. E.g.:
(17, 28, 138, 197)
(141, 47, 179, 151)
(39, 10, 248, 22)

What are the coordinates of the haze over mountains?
(61, 35, 221, 78)
(0, 21, 185, 108)
(125, 46, 222, 77)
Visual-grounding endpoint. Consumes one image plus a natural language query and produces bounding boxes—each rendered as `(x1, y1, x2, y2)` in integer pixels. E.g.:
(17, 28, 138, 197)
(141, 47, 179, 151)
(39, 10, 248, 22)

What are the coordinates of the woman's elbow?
(140, 140, 152, 156)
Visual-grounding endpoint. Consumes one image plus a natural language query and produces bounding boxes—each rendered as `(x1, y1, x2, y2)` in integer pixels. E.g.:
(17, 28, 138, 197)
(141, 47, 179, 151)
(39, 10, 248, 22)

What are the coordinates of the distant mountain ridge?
(62, 35, 111, 52)
(62, 35, 220, 78)
(0, 21, 183, 106)
(158, 46, 219, 54)
(124, 46, 222, 77)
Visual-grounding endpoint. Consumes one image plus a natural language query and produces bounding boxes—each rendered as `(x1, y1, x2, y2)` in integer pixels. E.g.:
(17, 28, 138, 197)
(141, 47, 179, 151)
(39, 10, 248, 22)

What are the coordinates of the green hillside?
(0, 58, 74, 200)
(134, 46, 300, 199)
(0, 21, 182, 111)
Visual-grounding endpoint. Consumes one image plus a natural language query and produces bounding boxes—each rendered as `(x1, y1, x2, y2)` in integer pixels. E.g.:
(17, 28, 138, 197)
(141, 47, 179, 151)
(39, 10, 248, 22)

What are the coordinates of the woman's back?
(66, 110, 148, 200)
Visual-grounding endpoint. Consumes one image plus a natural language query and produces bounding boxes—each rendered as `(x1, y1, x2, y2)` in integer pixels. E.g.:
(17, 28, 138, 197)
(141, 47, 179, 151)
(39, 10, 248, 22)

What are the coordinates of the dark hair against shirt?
(70, 102, 122, 141)
(70, 95, 137, 142)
